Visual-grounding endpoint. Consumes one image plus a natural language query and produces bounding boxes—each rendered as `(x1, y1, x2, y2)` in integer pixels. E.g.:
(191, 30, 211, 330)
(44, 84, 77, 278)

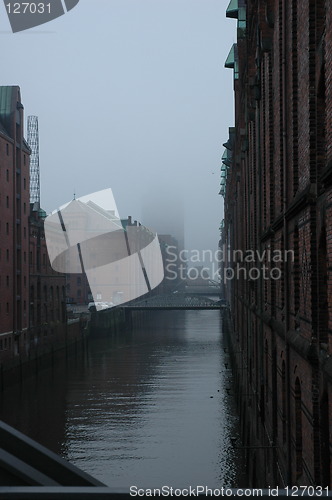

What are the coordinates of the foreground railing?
(0, 487, 331, 498)
(0, 420, 331, 497)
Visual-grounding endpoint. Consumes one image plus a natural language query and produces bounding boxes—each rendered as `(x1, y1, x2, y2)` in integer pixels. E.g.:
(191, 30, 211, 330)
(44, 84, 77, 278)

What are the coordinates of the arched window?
(320, 392, 331, 486)
(43, 304, 48, 323)
(295, 377, 303, 478)
(293, 226, 300, 319)
(282, 361, 286, 443)
(280, 235, 285, 310)
(265, 340, 269, 403)
(318, 227, 328, 345)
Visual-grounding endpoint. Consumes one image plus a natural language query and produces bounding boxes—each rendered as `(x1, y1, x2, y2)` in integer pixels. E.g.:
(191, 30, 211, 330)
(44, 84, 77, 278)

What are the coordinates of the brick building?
(29, 203, 67, 348)
(0, 86, 68, 368)
(0, 86, 30, 360)
(222, 0, 332, 487)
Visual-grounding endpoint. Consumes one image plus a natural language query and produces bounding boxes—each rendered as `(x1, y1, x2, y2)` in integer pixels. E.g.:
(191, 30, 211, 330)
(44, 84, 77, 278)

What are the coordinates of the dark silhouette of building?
(222, 0, 331, 487)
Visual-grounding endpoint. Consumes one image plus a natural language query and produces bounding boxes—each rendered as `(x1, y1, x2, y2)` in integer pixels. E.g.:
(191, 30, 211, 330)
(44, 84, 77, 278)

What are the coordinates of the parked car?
(88, 301, 112, 312)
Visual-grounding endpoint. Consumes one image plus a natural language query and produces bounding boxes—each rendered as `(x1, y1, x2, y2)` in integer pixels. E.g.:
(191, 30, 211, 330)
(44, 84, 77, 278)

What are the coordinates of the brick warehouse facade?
(0, 87, 30, 358)
(222, 0, 332, 487)
(0, 86, 70, 373)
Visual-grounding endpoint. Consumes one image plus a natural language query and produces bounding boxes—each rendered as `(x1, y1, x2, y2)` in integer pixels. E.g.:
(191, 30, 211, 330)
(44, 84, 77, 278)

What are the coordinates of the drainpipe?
(255, 25, 266, 478)
(282, 0, 292, 485)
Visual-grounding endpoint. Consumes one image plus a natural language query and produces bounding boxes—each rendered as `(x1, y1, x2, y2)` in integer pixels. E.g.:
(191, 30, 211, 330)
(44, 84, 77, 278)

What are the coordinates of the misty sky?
(1, 0, 235, 257)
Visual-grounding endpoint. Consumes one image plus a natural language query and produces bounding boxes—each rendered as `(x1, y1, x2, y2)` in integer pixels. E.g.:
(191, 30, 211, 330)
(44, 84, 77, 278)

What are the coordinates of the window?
(23, 178, 26, 190)
(265, 340, 269, 403)
(6, 143, 9, 156)
(23, 202, 26, 214)
(294, 226, 300, 319)
(320, 393, 331, 486)
(6, 276, 9, 287)
(6, 196, 9, 208)
(318, 228, 328, 344)
(6, 223, 9, 235)
(6, 249, 9, 261)
(44, 304, 48, 323)
(282, 361, 286, 443)
(295, 378, 303, 478)
(6, 169, 9, 181)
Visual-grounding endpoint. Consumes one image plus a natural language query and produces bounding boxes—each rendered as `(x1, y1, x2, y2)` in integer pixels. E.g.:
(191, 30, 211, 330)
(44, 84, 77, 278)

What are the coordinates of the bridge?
(184, 279, 221, 296)
(123, 293, 225, 310)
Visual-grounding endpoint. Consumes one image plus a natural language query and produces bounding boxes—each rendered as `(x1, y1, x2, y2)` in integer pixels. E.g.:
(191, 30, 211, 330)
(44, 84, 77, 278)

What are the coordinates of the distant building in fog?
(141, 192, 185, 251)
(158, 234, 183, 293)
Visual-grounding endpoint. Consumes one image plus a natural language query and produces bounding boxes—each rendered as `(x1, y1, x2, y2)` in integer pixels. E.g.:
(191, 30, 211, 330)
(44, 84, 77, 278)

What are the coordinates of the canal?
(0, 309, 246, 489)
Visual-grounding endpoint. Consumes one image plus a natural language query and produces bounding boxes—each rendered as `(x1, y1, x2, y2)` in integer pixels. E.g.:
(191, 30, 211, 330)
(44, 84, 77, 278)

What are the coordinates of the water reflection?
(0, 310, 245, 488)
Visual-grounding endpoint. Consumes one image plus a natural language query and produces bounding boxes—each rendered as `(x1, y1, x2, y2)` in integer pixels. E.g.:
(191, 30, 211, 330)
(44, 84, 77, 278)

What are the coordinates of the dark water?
(0, 310, 245, 488)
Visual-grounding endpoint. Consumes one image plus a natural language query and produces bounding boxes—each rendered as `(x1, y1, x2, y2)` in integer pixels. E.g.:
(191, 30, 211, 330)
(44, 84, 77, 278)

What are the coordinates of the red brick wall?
(223, 0, 332, 487)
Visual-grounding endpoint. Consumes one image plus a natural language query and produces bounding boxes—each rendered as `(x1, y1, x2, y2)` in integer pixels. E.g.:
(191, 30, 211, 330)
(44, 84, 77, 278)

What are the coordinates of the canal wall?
(0, 307, 151, 391)
(221, 307, 267, 488)
(88, 306, 149, 336)
(0, 318, 88, 391)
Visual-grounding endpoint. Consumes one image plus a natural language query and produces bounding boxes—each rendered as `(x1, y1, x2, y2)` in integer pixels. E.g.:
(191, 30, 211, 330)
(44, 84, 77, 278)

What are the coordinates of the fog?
(1, 0, 235, 263)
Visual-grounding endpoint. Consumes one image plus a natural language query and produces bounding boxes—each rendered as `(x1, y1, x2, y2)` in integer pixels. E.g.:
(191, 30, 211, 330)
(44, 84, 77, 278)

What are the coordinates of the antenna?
(27, 116, 40, 205)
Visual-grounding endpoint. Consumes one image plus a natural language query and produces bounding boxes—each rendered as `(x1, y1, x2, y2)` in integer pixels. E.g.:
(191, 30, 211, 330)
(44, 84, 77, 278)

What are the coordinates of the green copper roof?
(226, 0, 238, 18)
(225, 44, 235, 69)
(38, 208, 47, 219)
(0, 86, 17, 137)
